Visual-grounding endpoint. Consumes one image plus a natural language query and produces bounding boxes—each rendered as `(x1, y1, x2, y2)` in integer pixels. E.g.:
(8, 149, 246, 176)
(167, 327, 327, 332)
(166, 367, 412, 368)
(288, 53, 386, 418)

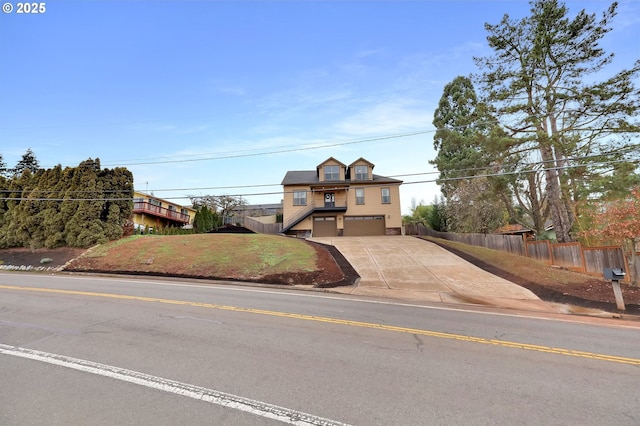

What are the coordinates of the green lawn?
(77, 234, 318, 278)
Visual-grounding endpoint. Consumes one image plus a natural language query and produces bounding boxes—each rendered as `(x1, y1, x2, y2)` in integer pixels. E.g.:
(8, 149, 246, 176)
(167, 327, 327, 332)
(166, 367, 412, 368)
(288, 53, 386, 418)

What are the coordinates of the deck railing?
(133, 201, 190, 224)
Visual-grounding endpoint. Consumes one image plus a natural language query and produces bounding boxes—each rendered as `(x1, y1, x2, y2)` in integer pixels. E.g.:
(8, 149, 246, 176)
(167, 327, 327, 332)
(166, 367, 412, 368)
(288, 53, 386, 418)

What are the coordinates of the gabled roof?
(316, 157, 346, 169)
(282, 157, 402, 186)
(348, 157, 375, 169)
(281, 171, 402, 186)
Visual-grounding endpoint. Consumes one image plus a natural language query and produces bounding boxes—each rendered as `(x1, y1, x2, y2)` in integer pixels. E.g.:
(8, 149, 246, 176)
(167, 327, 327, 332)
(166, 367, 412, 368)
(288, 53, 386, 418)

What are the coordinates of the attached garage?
(343, 215, 385, 236)
(313, 216, 337, 237)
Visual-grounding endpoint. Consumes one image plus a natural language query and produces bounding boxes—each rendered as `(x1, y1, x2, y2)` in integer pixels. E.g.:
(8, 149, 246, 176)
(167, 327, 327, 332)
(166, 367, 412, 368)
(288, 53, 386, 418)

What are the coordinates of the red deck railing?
(133, 201, 190, 224)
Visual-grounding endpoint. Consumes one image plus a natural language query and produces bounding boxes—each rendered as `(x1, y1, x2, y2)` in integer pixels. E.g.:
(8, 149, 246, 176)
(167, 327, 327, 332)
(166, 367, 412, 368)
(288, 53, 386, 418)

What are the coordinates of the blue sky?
(1, 1, 639, 214)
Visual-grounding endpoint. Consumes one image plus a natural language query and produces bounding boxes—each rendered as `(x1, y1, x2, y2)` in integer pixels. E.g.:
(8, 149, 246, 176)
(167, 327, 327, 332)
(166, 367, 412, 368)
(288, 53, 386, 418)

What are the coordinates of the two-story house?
(132, 191, 196, 231)
(281, 157, 402, 237)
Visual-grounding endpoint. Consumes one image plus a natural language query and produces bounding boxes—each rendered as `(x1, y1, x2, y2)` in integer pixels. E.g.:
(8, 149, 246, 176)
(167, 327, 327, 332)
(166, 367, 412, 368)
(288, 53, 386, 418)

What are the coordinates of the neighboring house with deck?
(132, 191, 196, 230)
(281, 157, 402, 237)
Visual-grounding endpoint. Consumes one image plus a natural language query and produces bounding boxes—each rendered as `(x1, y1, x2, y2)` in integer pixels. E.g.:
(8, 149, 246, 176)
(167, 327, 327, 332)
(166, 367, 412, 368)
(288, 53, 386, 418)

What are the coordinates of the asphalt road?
(1, 272, 639, 425)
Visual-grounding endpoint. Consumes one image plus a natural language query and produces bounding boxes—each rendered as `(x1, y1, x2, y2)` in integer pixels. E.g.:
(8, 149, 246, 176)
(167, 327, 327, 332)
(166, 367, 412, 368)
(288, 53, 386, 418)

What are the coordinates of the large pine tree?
(0, 154, 8, 177)
(474, 0, 640, 242)
(13, 148, 40, 176)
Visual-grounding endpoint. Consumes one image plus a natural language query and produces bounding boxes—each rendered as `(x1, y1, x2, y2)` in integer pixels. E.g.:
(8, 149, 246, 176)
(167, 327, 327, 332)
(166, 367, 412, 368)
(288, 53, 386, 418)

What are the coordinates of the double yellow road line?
(2, 284, 639, 366)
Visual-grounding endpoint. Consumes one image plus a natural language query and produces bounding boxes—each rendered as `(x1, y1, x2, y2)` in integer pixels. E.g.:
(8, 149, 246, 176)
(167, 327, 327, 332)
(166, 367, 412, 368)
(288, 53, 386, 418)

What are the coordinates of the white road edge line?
(0, 344, 351, 426)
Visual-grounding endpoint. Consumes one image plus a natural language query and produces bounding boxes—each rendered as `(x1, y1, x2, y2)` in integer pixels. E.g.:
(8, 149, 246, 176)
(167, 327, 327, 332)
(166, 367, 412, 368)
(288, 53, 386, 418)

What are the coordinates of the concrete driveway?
(310, 236, 561, 312)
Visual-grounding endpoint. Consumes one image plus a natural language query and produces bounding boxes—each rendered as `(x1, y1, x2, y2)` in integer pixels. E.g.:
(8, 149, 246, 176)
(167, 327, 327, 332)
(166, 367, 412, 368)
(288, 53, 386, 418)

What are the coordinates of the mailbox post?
(603, 268, 626, 311)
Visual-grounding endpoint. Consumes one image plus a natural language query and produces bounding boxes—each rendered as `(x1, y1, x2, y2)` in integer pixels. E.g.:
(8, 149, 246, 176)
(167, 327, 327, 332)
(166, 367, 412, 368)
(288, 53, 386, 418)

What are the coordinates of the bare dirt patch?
(426, 237, 640, 315)
(0, 247, 86, 270)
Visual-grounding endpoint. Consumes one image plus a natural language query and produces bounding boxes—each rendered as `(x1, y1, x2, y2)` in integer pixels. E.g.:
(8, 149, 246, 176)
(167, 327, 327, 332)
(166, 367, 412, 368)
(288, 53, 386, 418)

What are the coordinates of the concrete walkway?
(310, 236, 582, 314)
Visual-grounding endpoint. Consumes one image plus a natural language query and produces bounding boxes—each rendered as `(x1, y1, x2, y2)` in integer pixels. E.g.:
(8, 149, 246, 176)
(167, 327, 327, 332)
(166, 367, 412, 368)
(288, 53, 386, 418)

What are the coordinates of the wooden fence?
(242, 216, 283, 234)
(407, 225, 525, 256)
(405, 223, 637, 282)
(582, 246, 627, 275)
(525, 240, 552, 264)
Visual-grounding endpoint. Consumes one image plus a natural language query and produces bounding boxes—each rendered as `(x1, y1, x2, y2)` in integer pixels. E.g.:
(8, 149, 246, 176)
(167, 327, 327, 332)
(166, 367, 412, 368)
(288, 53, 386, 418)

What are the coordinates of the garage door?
(313, 216, 337, 237)
(343, 215, 385, 236)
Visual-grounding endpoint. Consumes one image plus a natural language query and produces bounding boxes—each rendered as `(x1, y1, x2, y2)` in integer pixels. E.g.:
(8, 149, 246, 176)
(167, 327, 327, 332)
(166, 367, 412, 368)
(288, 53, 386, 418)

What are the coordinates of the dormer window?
(355, 165, 368, 180)
(324, 165, 340, 181)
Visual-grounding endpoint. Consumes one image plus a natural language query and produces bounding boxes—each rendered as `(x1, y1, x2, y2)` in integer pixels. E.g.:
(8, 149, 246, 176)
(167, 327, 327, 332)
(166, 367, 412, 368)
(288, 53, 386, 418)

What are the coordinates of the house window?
(149, 199, 162, 207)
(324, 165, 340, 181)
(355, 165, 368, 180)
(381, 187, 391, 204)
(293, 190, 307, 206)
(355, 188, 365, 205)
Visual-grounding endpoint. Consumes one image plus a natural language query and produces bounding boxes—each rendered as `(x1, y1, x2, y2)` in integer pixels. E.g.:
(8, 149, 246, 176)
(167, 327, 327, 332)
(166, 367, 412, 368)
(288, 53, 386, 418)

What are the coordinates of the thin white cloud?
(334, 98, 432, 136)
(256, 87, 353, 115)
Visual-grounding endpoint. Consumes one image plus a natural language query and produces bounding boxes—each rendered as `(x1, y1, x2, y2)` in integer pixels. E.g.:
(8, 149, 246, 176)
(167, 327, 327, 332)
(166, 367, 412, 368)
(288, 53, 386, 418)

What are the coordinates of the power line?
(3, 157, 637, 203)
(2, 135, 637, 201)
(100, 130, 434, 167)
(2, 149, 637, 198)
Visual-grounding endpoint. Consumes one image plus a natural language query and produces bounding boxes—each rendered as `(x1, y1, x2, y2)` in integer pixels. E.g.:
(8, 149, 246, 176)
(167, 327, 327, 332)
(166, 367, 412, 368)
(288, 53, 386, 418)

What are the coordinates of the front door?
(324, 192, 335, 208)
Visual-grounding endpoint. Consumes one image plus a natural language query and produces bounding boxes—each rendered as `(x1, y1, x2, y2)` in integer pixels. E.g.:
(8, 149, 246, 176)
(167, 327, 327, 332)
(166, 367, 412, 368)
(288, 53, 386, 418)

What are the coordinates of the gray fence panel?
(583, 247, 626, 275)
(551, 243, 584, 271)
(526, 241, 552, 264)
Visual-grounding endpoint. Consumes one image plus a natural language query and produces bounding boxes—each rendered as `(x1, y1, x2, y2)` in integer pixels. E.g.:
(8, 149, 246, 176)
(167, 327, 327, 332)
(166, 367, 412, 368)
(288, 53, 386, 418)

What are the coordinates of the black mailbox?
(603, 268, 626, 281)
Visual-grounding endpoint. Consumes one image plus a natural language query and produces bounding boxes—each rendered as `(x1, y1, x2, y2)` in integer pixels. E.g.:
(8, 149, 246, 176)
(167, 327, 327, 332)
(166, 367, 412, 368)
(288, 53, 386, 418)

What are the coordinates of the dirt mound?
(0, 242, 357, 288)
(0, 247, 86, 270)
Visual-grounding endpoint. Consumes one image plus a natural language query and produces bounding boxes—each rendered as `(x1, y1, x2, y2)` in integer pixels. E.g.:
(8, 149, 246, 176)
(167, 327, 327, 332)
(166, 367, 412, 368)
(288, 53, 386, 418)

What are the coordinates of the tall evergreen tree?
(0, 158, 133, 248)
(431, 76, 493, 197)
(0, 154, 8, 177)
(0, 170, 36, 247)
(474, 0, 640, 242)
(431, 76, 510, 233)
(100, 164, 134, 240)
(36, 165, 66, 248)
(193, 205, 219, 233)
(64, 159, 106, 247)
(427, 196, 448, 232)
(13, 148, 40, 176)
